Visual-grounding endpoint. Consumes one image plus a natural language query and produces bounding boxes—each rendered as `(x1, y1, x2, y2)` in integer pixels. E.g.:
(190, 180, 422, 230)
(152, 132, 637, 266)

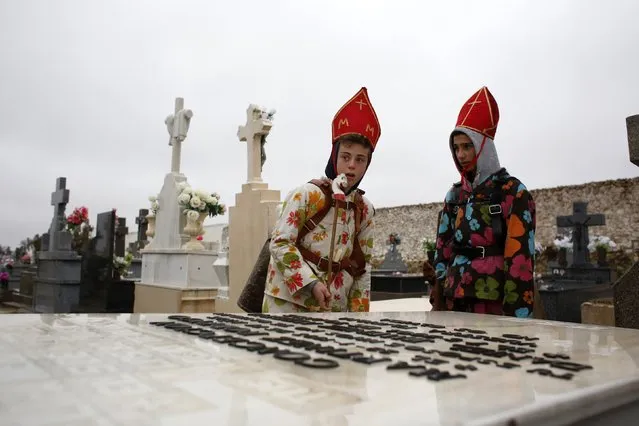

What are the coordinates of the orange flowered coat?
(262, 182, 375, 313)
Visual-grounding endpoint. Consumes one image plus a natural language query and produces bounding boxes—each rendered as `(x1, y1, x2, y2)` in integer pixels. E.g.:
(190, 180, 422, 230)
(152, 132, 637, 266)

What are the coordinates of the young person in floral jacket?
(430, 86, 537, 318)
(262, 88, 380, 313)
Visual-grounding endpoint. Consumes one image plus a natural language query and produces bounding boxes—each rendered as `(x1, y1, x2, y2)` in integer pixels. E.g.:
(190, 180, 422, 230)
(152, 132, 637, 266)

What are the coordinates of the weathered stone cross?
(164, 97, 193, 174)
(49, 177, 70, 250)
(237, 104, 275, 183)
(557, 201, 605, 267)
(135, 208, 149, 246)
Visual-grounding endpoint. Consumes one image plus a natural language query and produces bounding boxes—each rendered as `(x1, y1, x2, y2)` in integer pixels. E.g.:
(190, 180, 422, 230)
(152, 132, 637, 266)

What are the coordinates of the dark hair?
(335, 134, 372, 152)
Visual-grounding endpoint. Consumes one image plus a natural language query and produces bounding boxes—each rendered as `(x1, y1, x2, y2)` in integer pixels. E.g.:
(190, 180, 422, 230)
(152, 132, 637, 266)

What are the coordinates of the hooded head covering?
(450, 86, 502, 190)
(324, 87, 381, 193)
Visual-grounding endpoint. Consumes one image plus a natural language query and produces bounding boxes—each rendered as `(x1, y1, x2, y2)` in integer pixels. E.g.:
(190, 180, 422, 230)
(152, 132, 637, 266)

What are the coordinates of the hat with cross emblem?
(455, 86, 500, 140)
(331, 87, 381, 151)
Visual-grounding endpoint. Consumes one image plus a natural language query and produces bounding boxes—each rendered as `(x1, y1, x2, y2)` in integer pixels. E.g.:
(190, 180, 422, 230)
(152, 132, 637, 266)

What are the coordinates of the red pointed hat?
(332, 87, 381, 151)
(455, 86, 500, 139)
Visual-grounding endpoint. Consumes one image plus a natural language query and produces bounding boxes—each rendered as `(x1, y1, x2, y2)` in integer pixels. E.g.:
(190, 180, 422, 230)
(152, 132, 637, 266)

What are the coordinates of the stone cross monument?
(237, 105, 275, 183)
(135, 96, 223, 314)
(556, 202, 605, 267)
(34, 177, 82, 313)
(215, 104, 281, 313)
(48, 177, 71, 251)
(164, 97, 193, 174)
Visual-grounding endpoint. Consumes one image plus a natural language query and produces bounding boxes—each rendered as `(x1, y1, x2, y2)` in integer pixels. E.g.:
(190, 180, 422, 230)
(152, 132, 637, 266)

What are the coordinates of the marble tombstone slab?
(1, 311, 639, 425)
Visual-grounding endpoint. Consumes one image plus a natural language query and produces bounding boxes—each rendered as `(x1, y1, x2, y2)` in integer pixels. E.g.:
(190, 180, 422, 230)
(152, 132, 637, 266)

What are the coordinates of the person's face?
(453, 133, 476, 172)
(335, 141, 370, 189)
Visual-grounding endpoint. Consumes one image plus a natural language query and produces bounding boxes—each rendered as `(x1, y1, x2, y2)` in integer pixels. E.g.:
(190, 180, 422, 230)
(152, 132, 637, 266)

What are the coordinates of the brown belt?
(298, 246, 353, 274)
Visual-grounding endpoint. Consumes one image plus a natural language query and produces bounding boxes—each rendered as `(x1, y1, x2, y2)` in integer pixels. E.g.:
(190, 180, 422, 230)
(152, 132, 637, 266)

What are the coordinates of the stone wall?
(372, 177, 639, 262)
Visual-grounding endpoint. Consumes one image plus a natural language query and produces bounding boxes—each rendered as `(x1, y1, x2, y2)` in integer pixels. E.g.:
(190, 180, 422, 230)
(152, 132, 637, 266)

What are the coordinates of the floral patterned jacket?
(263, 182, 375, 312)
(432, 168, 537, 318)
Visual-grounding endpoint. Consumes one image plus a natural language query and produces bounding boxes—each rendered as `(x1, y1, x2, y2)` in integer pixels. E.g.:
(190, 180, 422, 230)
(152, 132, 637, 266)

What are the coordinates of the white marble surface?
(1, 312, 639, 426)
(370, 297, 432, 312)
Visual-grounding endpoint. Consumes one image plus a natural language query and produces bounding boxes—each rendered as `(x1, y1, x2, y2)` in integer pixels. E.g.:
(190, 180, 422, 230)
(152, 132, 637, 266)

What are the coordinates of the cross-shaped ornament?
(237, 104, 275, 183)
(49, 177, 70, 243)
(557, 201, 605, 267)
(356, 99, 367, 110)
(164, 97, 193, 174)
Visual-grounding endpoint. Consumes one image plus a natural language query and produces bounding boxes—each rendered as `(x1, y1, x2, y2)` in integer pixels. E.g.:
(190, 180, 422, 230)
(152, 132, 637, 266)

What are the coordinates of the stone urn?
(183, 211, 207, 250)
(558, 248, 568, 267)
(146, 215, 156, 239)
(596, 246, 608, 267)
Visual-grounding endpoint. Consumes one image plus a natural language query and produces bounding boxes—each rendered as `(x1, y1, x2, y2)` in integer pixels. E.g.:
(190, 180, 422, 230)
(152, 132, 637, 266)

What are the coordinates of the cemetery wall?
(372, 177, 639, 262)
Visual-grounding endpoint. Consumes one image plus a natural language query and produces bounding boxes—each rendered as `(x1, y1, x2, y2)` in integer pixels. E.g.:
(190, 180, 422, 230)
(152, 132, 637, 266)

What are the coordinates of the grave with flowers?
(537, 202, 615, 324)
(133, 97, 227, 313)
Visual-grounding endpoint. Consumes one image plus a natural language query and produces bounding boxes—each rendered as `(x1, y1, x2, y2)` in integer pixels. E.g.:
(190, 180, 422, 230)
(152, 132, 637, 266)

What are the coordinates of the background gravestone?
(78, 210, 116, 312)
(127, 208, 149, 279)
(537, 202, 613, 324)
(613, 115, 639, 328)
(33, 177, 83, 313)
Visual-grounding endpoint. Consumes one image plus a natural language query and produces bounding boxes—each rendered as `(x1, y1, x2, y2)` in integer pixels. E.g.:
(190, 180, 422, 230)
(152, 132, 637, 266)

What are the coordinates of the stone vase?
(146, 215, 156, 239)
(596, 246, 608, 267)
(183, 211, 207, 250)
(558, 248, 568, 267)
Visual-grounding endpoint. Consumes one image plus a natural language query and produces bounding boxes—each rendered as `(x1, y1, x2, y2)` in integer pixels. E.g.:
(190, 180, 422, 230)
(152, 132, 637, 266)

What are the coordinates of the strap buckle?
(477, 246, 486, 259)
(489, 204, 502, 215)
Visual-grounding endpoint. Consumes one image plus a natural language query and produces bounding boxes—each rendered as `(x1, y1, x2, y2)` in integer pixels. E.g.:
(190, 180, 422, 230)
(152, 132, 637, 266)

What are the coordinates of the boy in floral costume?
(430, 86, 537, 318)
(262, 87, 379, 313)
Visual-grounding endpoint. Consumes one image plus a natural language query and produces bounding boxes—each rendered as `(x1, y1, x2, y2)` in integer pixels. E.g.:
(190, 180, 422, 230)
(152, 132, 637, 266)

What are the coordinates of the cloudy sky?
(1, 0, 638, 249)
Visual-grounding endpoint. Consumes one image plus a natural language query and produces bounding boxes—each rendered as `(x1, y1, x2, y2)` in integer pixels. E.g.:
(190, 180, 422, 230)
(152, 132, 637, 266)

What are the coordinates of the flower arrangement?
(421, 237, 436, 253)
(65, 206, 93, 255)
(148, 195, 160, 216)
(387, 233, 401, 246)
(177, 184, 226, 218)
(553, 234, 572, 251)
(66, 206, 89, 233)
(588, 235, 618, 252)
(113, 251, 134, 277)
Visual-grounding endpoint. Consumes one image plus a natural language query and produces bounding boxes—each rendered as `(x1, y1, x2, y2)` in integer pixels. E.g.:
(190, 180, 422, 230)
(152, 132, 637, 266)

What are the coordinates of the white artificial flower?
(148, 195, 157, 202)
(208, 196, 218, 205)
(181, 186, 193, 195)
(190, 196, 202, 209)
(186, 210, 199, 220)
(151, 201, 159, 212)
(178, 193, 191, 206)
(177, 182, 188, 190)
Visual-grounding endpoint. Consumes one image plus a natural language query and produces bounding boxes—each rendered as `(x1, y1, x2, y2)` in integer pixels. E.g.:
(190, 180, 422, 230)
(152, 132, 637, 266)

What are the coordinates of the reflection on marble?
(1, 312, 639, 425)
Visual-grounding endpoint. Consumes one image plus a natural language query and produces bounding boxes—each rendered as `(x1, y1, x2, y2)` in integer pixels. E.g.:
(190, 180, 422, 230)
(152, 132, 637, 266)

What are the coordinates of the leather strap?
(294, 180, 368, 278)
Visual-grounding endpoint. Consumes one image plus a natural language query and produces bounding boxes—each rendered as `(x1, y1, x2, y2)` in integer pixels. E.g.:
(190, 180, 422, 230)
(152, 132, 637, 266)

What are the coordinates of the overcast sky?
(1, 0, 638, 249)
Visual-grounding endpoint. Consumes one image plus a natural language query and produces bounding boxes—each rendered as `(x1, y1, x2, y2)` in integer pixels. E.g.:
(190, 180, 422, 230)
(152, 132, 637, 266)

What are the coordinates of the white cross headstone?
(237, 105, 275, 183)
(164, 97, 193, 174)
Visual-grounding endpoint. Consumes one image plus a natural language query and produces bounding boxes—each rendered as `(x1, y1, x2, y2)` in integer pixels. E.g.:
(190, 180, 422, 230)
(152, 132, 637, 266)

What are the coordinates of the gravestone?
(33, 177, 83, 313)
(613, 114, 639, 328)
(135, 97, 223, 314)
(214, 105, 281, 314)
(371, 234, 426, 299)
(538, 202, 613, 323)
(128, 209, 149, 279)
(78, 210, 116, 312)
(375, 234, 409, 274)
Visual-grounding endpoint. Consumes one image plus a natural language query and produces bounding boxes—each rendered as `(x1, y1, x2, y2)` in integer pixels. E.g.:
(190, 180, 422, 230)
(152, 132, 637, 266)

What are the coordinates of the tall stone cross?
(164, 97, 193, 174)
(49, 177, 70, 251)
(237, 104, 275, 183)
(627, 114, 639, 167)
(557, 201, 605, 267)
(135, 209, 149, 247)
